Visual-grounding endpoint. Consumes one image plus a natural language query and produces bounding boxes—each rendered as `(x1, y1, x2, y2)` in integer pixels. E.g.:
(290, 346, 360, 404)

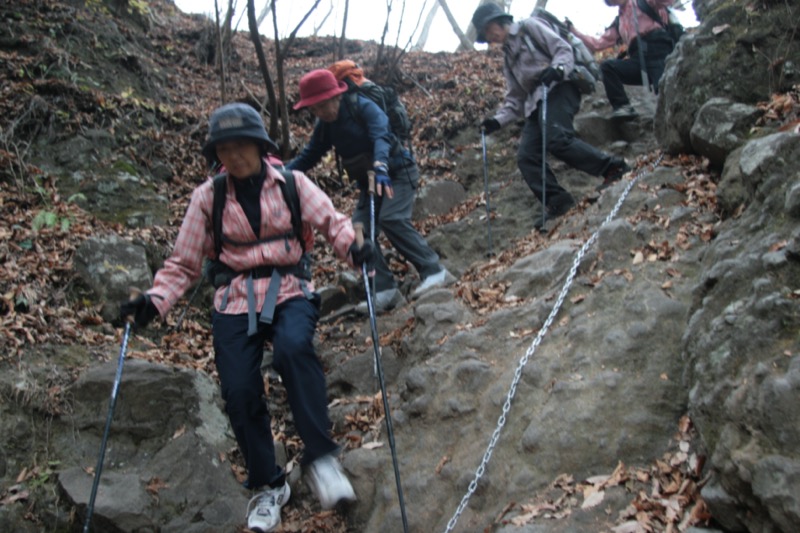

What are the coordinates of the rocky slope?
(1, 0, 799, 532)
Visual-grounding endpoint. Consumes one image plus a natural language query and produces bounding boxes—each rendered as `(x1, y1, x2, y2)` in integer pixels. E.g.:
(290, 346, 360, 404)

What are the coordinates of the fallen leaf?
(581, 490, 605, 509)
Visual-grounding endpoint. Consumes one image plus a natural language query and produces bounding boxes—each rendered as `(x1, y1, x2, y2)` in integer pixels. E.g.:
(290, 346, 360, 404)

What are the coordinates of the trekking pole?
(480, 128, 495, 257)
(367, 171, 378, 379)
(353, 220, 409, 533)
(83, 289, 137, 533)
(369, 170, 377, 299)
(632, 0, 651, 93)
(540, 84, 548, 231)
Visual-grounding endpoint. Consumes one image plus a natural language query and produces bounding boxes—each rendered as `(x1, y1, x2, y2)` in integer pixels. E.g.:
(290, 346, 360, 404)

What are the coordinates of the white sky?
(172, 0, 698, 53)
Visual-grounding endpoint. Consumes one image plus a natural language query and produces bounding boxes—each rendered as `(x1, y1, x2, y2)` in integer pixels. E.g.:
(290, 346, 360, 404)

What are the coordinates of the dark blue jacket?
(287, 94, 413, 177)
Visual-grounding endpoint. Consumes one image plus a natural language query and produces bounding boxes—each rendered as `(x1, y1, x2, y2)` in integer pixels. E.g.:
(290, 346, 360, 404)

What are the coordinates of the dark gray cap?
(202, 103, 278, 163)
(471, 3, 514, 43)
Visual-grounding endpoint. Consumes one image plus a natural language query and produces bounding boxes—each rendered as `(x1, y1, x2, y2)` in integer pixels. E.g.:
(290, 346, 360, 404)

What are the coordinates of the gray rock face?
(682, 133, 800, 533)
(3, 1, 800, 532)
(74, 235, 154, 322)
(690, 97, 762, 169)
(55, 359, 249, 533)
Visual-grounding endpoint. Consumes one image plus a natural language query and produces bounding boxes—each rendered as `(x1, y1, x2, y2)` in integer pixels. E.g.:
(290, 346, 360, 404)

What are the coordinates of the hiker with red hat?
(120, 102, 373, 532)
(288, 68, 454, 313)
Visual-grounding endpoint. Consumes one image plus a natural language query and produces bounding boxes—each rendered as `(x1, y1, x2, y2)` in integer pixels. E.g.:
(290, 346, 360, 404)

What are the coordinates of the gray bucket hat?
(471, 3, 514, 44)
(202, 103, 278, 163)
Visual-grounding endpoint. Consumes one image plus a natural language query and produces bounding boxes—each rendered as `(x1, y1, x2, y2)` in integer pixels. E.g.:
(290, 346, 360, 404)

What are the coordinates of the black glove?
(349, 239, 377, 270)
(481, 118, 501, 135)
(119, 293, 158, 330)
(539, 66, 564, 86)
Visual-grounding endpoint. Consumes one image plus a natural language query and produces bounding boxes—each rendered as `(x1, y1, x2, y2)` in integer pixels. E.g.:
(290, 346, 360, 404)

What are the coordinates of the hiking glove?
(349, 239, 377, 270)
(375, 170, 391, 189)
(481, 118, 500, 135)
(539, 66, 564, 86)
(119, 293, 158, 330)
(374, 169, 393, 198)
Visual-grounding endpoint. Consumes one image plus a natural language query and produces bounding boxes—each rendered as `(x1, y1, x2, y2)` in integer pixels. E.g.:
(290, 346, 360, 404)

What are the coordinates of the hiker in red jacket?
(570, 0, 678, 119)
(120, 102, 375, 532)
(472, 4, 630, 227)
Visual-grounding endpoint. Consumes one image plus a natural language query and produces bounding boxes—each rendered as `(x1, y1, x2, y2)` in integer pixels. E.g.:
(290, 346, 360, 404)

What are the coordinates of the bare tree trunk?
(412, 1, 439, 51)
(246, 0, 278, 140)
(270, 0, 323, 155)
(271, 4, 290, 158)
(219, 0, 234, 62)
(337, 0, 349, 61)
(313, 1, 334, 37)
(437, 0, 473, 51)
(214, 0, 226, 103)
(256, 0, 274, 26)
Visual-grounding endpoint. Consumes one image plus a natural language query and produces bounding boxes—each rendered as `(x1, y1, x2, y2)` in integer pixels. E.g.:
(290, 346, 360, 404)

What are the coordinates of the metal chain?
(443, 154, 663, 532)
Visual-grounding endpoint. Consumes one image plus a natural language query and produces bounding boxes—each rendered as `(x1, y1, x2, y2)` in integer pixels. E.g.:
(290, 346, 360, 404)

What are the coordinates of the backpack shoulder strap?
(274, 168, 304, 252)
(212, 172, 227, 259)
(636, 0, 667, 28)
(343, 90, 367, 131)
(520, 22, 550, 58)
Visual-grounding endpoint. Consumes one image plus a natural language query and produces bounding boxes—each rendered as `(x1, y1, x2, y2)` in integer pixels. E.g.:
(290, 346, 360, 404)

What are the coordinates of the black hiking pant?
(212, 296, 338, 490)
(600, 29, 675, 109)
(517, 82, 615, 210)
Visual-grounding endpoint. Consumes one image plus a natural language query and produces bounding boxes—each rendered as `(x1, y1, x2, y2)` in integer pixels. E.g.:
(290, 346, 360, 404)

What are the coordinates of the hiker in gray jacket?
(472, 4, 629, 227)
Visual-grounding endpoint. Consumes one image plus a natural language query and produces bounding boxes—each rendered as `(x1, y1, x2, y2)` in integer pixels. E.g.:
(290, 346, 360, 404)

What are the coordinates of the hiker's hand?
(119, 293, 158, 330)
(349, 239, 376, 270)
(481, 118, 500, 135)
(375, 170, 393, 199)
(539, 66, 563, 86)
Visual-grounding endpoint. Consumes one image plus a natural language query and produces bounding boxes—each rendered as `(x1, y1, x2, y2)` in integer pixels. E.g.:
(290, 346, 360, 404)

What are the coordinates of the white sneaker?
(306, 454, 356, 510)
(246, 482, 290, 532)
(355, 287, 404, 314)
(412, 268, 456, 299)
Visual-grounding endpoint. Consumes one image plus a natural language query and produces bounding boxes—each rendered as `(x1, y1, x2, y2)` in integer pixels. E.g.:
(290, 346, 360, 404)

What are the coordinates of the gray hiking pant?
(352, 161, 441, 292)
(517, 82, 614, 208)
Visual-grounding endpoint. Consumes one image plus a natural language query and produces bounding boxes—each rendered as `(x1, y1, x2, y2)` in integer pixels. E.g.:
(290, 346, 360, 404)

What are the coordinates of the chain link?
(443, 154, 663, 532)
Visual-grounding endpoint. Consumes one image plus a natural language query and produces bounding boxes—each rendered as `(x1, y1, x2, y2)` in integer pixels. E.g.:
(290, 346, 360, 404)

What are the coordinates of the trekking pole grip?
(367, 170, 376, 196)
(353, 222, 365, 247)
(126, 287, 142, 324)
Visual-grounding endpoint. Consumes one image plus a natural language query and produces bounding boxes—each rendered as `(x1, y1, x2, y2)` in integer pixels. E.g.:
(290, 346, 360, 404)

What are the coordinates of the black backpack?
(523, 8, 602, 95)
(205, 168, 312, 302)
(635, 0, 685, 45)
(330, 59, 411, 149)
(211, 167, 304, 261)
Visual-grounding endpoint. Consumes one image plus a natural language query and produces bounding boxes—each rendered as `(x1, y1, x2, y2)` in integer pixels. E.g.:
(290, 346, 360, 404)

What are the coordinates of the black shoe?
(610, 105, 638, 120)
(535, 194, 575, 229)
(598, 159, 630, 191)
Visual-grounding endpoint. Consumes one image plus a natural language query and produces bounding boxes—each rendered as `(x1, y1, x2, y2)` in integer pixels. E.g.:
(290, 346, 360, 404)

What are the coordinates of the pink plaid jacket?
(147, 163, 355, 318)
(572, 0, 673, 51)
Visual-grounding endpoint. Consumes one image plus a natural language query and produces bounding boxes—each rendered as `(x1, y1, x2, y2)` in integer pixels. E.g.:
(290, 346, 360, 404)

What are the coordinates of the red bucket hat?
(293, 69, 348, 110)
